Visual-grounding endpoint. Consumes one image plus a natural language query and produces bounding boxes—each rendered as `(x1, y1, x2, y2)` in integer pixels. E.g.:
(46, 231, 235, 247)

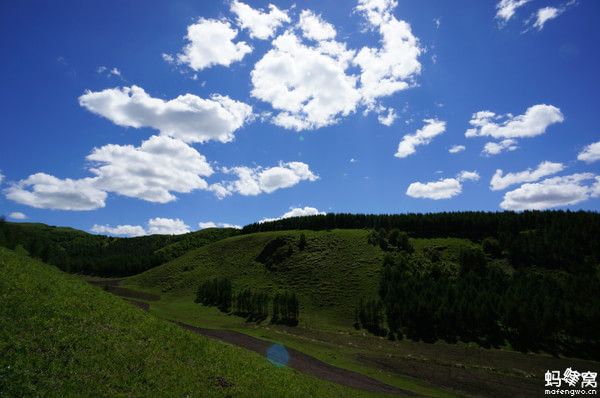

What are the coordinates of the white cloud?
(466, 105, 563, 139)
(496, 0, 531, 23)
(577, 141, 600, 163)
(434, 18, 441, 29)
(406, 178, 462, 200)
(353, 7, 422, 103)
(210, 161, 318, 198)
(87, 135, 213, 203)
(482, 139, 519, 156)
(298, 10, 336, 41)
(147, 217, 190, 235)
(533, 7, 562, 30)
(377, 107, 397, 126)
(490, 161, 565, 191)
(5, 173, 107, 211)
(260, 206, 325, 223)
(0, 170, 4, 185)
(97, 66, 122, 78)
(406, 170, 479, 200)
(448, 145, 466, 154)
(251, 31, 359, 131)
(91, 224, 147, 237)
(8, 212, 27, 220)
(79, 86, 252, 144)
(198, 221, 241, 229)
(500, 173, 599, 210)
(230, 1, 289, 40)
(355, 0, 397, 27)
(458, 170, 480, 182)
(176, 18, 252, 71)
(395, 119, 446, 158)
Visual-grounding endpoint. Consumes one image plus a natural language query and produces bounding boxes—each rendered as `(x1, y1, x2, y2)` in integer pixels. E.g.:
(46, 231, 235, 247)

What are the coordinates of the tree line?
(355, 247, 600, 360)
(243, 211, 600, 273)
(0, 219, 238, 276)
(195, 277, 300, 326)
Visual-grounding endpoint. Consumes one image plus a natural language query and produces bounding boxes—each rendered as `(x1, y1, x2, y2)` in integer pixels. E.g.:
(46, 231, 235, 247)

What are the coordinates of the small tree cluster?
(195, 277, 232, 312)
(272, 292, 299, 326)
(233, 289, 269, 322)
(368, 228, 414, 253)
(355, 298, 385, 336)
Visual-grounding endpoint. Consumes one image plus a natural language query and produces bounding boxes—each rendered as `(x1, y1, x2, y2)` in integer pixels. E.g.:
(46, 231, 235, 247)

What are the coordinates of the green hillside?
(0, 220, 239, 276)
(127, 229, 475, 327)
(0, 247, 379, 397)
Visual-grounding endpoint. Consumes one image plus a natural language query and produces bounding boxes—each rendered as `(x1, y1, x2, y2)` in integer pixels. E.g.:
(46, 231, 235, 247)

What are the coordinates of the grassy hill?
(127, 229, 475, 327)
(0, 220, 239, 276)
(0, 247, 386, 397)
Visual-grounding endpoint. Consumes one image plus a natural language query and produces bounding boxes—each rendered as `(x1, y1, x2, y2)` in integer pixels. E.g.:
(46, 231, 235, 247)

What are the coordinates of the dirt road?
(175, 321, 415, 396)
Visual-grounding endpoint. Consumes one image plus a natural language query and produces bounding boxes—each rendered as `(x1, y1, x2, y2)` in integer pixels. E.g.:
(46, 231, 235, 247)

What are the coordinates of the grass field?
(0, 247, 393, 398)
(127, 229, 477, 328)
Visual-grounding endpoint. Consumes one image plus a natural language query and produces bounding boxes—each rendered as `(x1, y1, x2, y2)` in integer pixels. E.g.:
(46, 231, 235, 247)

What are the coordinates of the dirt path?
(87, 278, 415, 396)
(175, 321, 415, 396)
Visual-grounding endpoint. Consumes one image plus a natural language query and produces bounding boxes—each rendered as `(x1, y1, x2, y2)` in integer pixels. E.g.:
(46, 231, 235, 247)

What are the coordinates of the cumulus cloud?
(147, 217, 190, 235)
(406, 170, 479, 200)
(355, 0, 398, 27)
(250, 1, 421, 131)
(448, 145, 466, 154)
(298, 10, 336, 41)
(175, 18, 252, 71)
(0, 170, 4, 185)
(251, 31, 359, 130)
(87, 135, 213, 203)
(79, 85, 253, 144)
(466, 105, 564, 139)
(395, 119, 446, 158)
(198, 221, 242, 229)
(354, 5, 422, 103)
(496, 0, 531, 23)
(490, 161, 565, 191)
(500, 173, 600, 210)
(210, 161, 318, 198)
(5, 174, 107, 211)
(97, 66, 123, 79)
(8, 212, 27, 220)
(259, 206, 325, 223)
(91, 224, 147, 237)
(577, 141, 600, 163)
(482, 139, 519, 156)
(230, 1, 290, 40)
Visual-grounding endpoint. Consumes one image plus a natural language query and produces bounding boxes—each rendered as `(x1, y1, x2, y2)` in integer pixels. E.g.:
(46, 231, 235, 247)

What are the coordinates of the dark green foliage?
(482, 237, 502, 258)
(459, 247, 487, 275)
(255, 236, 295, 269)
(298, 233, 307, 251)
(355, 298, 385, 336)
(272, 292, 299, 326)
(367, 229, 414, 253)
(0, 222, 238, 276)
(233, 289, 269, 322)
(244, 211, 600, 273)
(374, 253, 600, 359)
(195, 277, 232, 312)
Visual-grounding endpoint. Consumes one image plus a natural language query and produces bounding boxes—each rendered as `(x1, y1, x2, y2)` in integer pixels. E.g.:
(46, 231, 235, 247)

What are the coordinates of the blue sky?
(0, 0, 599, 235)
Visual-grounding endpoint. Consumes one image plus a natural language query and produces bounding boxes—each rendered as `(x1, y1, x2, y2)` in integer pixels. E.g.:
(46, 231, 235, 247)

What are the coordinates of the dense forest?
(355, 243, 600, 360)
(0, 219, 239, 276)
(244, 211, 600, 273)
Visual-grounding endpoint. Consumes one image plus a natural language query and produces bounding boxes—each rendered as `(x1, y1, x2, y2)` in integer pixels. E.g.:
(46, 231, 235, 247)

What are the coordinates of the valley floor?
(89, 277, 600, 398)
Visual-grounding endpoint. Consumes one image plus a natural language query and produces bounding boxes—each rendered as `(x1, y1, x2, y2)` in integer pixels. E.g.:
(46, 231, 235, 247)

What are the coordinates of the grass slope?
(127, 229, 475, 327)
(0, 247, 384, 397)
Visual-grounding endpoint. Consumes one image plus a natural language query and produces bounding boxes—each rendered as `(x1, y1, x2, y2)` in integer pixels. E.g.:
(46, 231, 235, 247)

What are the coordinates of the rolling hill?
(0, 247, 385, 397)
